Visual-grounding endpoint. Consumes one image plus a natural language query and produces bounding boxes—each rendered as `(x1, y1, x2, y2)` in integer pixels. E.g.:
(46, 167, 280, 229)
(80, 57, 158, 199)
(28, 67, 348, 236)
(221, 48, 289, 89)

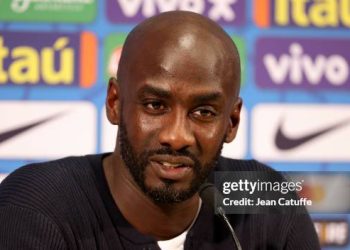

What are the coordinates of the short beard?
(118, 118, 224, 204)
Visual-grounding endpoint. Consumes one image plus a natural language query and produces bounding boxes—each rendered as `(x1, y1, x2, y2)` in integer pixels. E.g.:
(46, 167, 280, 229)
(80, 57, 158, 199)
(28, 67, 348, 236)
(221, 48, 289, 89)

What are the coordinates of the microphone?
(199, 183, 242, 250)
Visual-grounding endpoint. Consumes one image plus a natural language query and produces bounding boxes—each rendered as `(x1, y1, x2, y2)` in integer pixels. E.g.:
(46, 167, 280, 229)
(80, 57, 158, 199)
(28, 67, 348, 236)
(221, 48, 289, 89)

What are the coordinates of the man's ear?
(225, 97, 242, 143)
(106, 77, 120, 125)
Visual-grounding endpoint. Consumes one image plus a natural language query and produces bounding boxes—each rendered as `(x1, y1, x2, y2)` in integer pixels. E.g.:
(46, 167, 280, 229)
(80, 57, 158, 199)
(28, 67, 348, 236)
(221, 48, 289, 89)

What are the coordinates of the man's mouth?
(159, 161, 188, 168)
(149, 154, 194, 167)
(148, 155, 195, 180)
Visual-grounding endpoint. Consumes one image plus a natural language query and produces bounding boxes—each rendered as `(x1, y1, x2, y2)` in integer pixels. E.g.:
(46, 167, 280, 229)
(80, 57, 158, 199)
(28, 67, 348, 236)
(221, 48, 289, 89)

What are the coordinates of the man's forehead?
(135, 81, 226, 104)
(127, 35, 229, 83)
(117, 11, 241, 99)
(122, 54, 235, 103)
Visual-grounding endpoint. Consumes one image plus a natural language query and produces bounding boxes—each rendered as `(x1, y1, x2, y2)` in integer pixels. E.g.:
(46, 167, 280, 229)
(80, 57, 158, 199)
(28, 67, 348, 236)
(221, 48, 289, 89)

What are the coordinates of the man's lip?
(148, 155, 194, 168)
(149, 161, 193, 180)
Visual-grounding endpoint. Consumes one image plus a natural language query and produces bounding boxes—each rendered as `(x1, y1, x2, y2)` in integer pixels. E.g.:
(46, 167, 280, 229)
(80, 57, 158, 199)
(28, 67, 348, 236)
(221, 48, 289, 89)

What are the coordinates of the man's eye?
(192, 108, 217, 119)
(144, 101, 165, 111)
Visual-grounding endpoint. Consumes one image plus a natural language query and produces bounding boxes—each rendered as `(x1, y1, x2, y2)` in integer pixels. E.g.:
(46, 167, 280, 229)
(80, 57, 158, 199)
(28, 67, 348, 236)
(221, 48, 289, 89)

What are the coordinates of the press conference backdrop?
(0, 0, 349, 248)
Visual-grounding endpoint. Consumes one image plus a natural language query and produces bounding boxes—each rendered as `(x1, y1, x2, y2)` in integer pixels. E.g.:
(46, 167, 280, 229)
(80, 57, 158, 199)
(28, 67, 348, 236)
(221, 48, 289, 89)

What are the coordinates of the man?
(0, 11, 319, 249)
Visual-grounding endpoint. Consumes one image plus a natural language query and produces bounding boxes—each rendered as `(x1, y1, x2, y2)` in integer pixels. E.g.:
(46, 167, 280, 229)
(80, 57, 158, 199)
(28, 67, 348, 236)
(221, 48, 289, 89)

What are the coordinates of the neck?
(103, 152, 200, 240)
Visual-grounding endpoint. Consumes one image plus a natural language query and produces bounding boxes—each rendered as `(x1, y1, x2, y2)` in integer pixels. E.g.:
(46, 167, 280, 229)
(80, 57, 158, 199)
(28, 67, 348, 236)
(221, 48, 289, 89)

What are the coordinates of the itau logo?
(106, 0, 245, 26)
(254, 0, 350, 28)
(0, 31, 97, 88)
(255, 38, 350, 90)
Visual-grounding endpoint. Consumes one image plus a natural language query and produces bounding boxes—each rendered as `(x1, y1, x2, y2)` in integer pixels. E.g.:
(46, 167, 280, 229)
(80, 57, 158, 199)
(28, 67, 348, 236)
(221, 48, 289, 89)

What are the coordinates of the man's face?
(118, 118, 223, 203)
(114, 32, 240, 204)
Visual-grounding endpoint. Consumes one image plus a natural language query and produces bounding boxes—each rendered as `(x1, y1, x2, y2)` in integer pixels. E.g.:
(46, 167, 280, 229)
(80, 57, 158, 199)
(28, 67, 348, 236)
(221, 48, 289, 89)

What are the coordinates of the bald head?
(117, 11, 241, 99)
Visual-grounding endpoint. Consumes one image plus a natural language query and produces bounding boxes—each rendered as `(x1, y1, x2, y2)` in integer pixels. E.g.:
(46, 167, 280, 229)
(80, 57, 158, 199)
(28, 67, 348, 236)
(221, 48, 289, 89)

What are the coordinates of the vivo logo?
(106, 0, 245, 25)
(264, 43, 348, 86)
(256, 38, 350, 89)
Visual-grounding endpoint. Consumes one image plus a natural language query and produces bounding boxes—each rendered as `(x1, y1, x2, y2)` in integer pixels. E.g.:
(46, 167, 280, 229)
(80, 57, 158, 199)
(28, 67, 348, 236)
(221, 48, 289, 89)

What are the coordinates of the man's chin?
(143, 183, 199, 204)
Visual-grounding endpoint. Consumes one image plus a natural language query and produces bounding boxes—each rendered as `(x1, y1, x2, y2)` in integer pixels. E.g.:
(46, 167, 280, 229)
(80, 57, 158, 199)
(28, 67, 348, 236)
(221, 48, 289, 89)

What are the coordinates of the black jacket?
(0, 154, 320, 249)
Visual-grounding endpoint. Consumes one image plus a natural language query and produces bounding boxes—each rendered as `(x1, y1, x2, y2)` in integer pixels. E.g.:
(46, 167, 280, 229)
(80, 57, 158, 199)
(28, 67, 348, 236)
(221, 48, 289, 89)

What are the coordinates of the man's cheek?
(197, 127, 224, 149)
(138, 116, 165, 143)
(194, 121, 225, 139)
(128, 115, 160, 145)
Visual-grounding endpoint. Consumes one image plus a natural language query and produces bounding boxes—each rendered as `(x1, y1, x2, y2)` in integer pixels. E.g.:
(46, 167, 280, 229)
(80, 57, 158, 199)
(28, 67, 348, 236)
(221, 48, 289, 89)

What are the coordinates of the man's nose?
(158, 111, 196, 151)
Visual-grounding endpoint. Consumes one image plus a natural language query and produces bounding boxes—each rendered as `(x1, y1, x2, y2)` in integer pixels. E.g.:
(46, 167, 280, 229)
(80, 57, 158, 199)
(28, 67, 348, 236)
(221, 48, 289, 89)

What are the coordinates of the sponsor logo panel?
(101, 106, 117, 153)
(314, 219, 349, 247)
(104, 34, 246, 85)
(106, 0, 245, 26)
(0, 0, 96, 23)
(256, 38, 350, 90)
(0, 174, 8, 183)
(0, 101, 97, 159)
(232, 36, 246, 86)
(101, 106, 247, 158)
(292, 173, 350, 213)
(104, 33, 127, 81)
(0, 31, 97, 88)
(254, 0, 350, 28)
(252, 104, 350, 162)
(221, 106, 247, 159)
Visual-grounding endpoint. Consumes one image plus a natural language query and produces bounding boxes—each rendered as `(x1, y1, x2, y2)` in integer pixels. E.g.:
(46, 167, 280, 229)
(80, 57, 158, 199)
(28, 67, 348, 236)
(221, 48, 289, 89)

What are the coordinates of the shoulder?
(0, 154, 102, 212)
(1, 155, 92, 189)
(208, 157, 278, 184)
(216, 156, 275, 172)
